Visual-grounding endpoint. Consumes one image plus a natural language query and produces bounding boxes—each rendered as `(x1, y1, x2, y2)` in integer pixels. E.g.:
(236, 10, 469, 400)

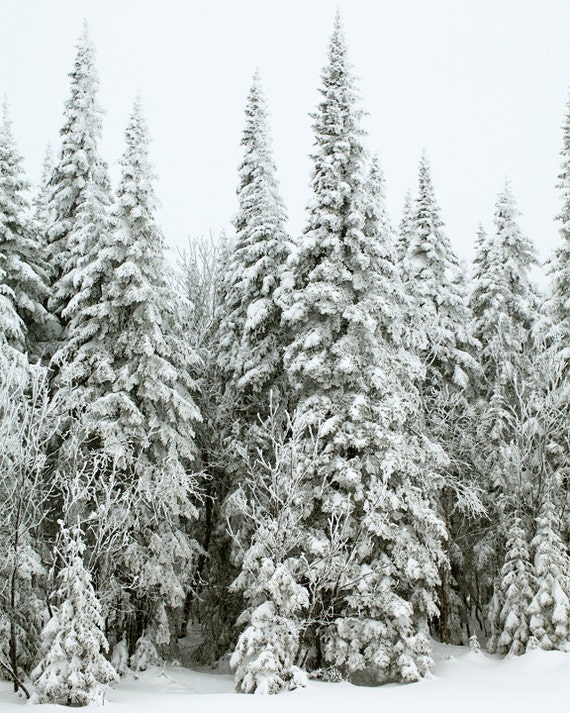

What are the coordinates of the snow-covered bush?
(231, 601, 308, 694)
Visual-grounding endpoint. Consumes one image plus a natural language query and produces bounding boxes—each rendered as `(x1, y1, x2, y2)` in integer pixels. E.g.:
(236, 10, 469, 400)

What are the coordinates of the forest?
(1, 12, 570, 706)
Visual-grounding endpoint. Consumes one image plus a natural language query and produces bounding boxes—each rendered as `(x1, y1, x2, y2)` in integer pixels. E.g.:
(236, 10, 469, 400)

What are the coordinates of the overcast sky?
(2, 0, 570, 276)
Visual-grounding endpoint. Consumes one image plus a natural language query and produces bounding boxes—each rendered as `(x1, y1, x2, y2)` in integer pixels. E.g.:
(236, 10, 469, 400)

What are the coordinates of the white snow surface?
(2, 642, 569, 711)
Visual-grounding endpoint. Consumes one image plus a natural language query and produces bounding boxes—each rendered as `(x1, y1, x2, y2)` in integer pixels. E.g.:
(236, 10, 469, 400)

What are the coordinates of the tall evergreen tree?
(549, 91, 570, 349)
(0, 104, 52, 358)
(545, 91, 570, 537)
(45, 24, 112, 331)
(468, 185, 541, 640)
(403, 152, 479, 393)
(401, 153, 482, 643)
(471, 182, 539, 397)
(218, 70, 290, 415)
(262, 14, 448, 685)
(201, 73, 291, 663)
(52, 97, 202, 653)
(470, 184, 539, 504)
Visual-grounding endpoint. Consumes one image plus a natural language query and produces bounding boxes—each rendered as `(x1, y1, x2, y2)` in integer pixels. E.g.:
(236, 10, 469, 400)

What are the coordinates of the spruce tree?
(217, 70, 290, 415)
(31, 521, 117, 706)
(401, 152, 482, 643)
(203, 73, 291, 664)
(550, 91, 570, 349)
(403, 152, 479, 393)
(0, 104, 53, 359)
(274, 14, 446, 684)
(489, 515, 535, 655)
(471, 182, 539, 403)
(545, 91, 570, 534)
(45, 24, 112, 330)
(469, 185, 540, 634)
(396, 189, 415, 266)
(52, 97, 202, 653)
(528, 495, 570, 650)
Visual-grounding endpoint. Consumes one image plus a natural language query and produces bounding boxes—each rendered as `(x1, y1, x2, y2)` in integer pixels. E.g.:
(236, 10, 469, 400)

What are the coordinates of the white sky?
(2, 0, 570, 276)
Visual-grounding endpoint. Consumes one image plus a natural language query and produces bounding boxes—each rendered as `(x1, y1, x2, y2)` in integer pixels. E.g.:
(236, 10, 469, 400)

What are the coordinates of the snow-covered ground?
(2, 643, 569, 711)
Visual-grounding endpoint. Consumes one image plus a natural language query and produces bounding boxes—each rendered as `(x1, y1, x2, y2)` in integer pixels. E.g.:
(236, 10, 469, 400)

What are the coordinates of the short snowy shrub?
(231, 601, 307, 694)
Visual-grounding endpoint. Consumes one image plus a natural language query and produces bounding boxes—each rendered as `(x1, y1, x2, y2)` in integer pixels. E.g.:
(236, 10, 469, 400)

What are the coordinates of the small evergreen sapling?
(489, 515, 535, 655)
(528, 496, 570, 650)
(32, 521, 117, 706)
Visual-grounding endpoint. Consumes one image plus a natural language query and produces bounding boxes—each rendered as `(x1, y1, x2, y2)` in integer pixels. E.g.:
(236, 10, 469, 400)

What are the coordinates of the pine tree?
(471, 182, 539, 404)
(276, 14, 446, 684)
(52, 97, 202, 653)
(528, 495, 570, 650)
(489, 515, 535, 655)
(471, 185, 540, 488)
(218, 71, 290, 415)
(45, 24, 112, 330)
(396, 189, 415, 265)
(0, 104, 53, 359)
(203, 73, 291, 664)
(468, 186, 540, 635)
(31, 521, 117, 706)
(400, 153, 483, 644)
(403, 152, 479, 393)
(549, 90, 570, 350)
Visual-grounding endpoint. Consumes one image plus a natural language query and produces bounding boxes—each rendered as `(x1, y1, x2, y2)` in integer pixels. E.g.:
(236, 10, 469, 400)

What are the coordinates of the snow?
(2, 643, 569, 712)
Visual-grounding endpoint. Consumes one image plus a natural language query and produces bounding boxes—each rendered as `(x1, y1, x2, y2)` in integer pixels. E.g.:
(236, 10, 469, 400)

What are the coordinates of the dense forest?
(2, 13, 570, 705)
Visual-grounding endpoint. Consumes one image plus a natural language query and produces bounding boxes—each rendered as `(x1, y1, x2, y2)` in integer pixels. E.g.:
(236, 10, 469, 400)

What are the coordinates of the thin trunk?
(9, 499, 22, 693)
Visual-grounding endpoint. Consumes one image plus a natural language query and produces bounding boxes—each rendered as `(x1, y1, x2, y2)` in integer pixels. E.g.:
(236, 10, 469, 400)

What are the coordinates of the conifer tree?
(471, 182, 539, 400)
(468, 186, 540, 631)
(52, 97, 202, 653)
(204, 73, 291, 663)
(528, 496, 570, 650)
(549, 91, 570, 349)
(45, 24, 112, 330)
(275, 14, 447, 684)
(218, 71, 290, 416)
(31, 521, 117, 706)
(403, 153, 479, 393)
(471, 186, 540, 489)
(0, 104, 52, 359)
(489, 515, 535, 655)
(401, 153, 482, 643)
(33, 144, 55, 232)
(396, 189, 415, 265)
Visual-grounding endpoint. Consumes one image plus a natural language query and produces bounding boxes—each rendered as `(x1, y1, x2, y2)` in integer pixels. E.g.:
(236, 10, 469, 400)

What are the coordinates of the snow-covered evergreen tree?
(217, 70, 290, 415)
(544, 92, 570, 536)
(202, 74, 291, 665)
(549, 91, 570, 351)
(32, 144, 55, 233)
(0, 103, 53, 359)
(468, 186, 540, 635)
(471, 182, 539, 404)
(278, 14, 447, 683)
(52, 97, 202, 653)
(45, 24, 112, 331)
(400, 152, 481, 643)
(403, 152, 479, 393)
(31, 521, 117, 706)
(528, 496, 570, 650)
(396, 189, 415, 266)
(227, 406, 311, 693)
(489, 515, 535, 655)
